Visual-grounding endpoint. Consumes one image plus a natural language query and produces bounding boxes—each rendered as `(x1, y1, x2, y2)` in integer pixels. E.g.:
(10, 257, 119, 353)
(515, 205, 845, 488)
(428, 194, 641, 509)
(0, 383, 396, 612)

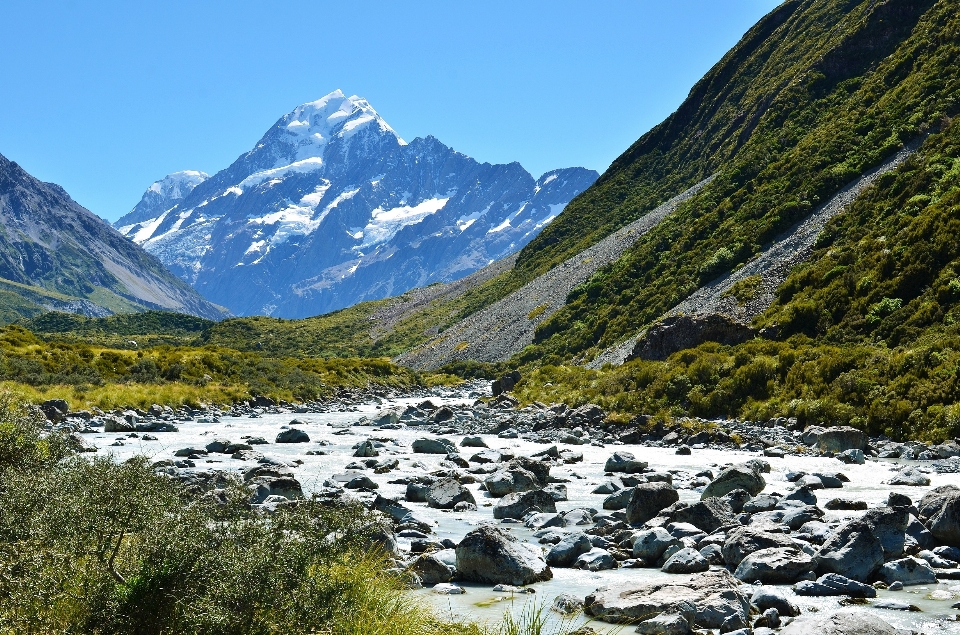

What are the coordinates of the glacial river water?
(90, 391, 960, 633)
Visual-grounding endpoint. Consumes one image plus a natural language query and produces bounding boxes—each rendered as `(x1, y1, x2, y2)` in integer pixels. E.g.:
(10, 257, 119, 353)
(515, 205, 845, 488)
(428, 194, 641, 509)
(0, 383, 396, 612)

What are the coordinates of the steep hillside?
(0, 154, 227, 322)
(519, 0, 958, 365)
(116, 90, 597, 318)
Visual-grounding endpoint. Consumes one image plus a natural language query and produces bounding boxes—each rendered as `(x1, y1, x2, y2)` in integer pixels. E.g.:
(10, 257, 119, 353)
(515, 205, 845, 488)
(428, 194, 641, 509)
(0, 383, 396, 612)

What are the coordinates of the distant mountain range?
(0, 153, 226, 323)
(115, 90, 597, 318)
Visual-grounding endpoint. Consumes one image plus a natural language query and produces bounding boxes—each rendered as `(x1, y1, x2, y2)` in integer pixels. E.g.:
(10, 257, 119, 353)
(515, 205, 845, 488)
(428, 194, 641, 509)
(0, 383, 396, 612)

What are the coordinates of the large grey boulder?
(661, 548, 709, 574)
(602, 488, 634, 510)
(633, 527, 683, 561)
(701, 463, 765, 499)
(722, 527, 798, 567)
(411, 437, 458, 454)
(410, 551, 455, 585)
(878, 557, 937, 586)
(574, 548, 617, 571)
(918, 485, 960, 544)
(626, 482, 680, 525)
(815, 522, 884, 582)
(860, 507, 910, 559)
(794, 573, 876, 598)
(426, 478, 476, 510)
(889, 466, 930, 486)
(483, 457, 550, 497)
(817, 426, 868, 453)
(546, 532, 593, 567)
(275, 428, 310, 443)
(455, 525, 552, 585)
(654, 498, 736, 533)
(493, 489, 557, 520)
(353, 440, 379, 457)
(604, 451, 647, 473)
(584, 569, 750, 629)
(750, 588, 800, 617)
(734, 547, 814, 584)
(780, 610, 900, 635)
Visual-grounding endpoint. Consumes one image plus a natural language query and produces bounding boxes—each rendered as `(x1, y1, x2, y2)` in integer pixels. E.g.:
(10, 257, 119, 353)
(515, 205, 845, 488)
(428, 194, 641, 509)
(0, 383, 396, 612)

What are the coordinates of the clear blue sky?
(0, 1, 780, 222)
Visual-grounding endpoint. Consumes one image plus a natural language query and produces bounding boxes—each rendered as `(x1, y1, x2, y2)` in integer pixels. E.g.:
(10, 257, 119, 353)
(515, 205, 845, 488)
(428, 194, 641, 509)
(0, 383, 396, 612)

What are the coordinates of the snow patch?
(131, 211, 170, 243)
(359, 197, 449, 247)
(239, 157, 325, 189)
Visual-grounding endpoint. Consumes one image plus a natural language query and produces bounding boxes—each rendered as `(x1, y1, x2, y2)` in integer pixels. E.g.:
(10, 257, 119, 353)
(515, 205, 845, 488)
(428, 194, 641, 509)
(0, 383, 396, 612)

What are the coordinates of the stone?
(889, 467, 930, 486)
(632, 527, 683, 561)
(780, 610, 900, 635)
(661, 547, 709, 574)
(878, 557, 937, 586)
(483, 457, 550, 497)
(544, 483, 568, 502)
(248, 475, 304, 504)
(546, 532, 593, 567)
(721, 488, 751, 513)
(750, 587, 800, 617)
(461, 436, 487, 448)
(603, 451, 647, 474)
(275, 428, 310, 443)
(721, 528, 797, 568)
(103, 415, 135, 433)
(552, 593, 584, 615)
(656, 498, 736, 534)
(742, 495, 778, 513)
(432, 406, 455, 422)
(344, 475, 378, 489)
(815, 525, 884, 582)
(918, 485, 960, 544)
(817, 426, 868, 453)
(635, 611, 694, 635)
(626, 482, 680, 525)
(493, 489, 557, 520)
(204, 438, 232, 453)
(781, 505, 824, 530)
(432, 583, 465, 595)
(793, 572, 876, 597)
(701, 463, 765, 499)
(824, 498, 868, 511)
(426, 478, 476, 510)
(411, 437, 457, 454)
(836, 449, 865, 464)
(584, 569, 750, 629)
(574, 548, 617, 571)
(174, 446, 208, 457)
(631, 314, 756, 361)
(602, 488, 634, 510)
(784, 486, 817, 505)
(734, 547, 814, 583)
(410, 552, 455, 585)
(455, 525, 552, 586)
(353, 440, 379, 457)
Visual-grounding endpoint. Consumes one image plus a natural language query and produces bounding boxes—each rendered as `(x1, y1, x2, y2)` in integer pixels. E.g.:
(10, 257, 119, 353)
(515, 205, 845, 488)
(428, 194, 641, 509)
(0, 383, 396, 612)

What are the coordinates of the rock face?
(455, 525, 552, 585)
(780, 610, 900, 635)
(918, 485, 960, 544)
(701, 463, 766, 499)
(626, 482, 680, 525)
(426, 478, 476, 510)
(734, 547, 814, 583)
(493, 490, 557, 520)
(630, 314, 756, 362)
(116, 90, 598, 318)
(584, 569, 750, 629)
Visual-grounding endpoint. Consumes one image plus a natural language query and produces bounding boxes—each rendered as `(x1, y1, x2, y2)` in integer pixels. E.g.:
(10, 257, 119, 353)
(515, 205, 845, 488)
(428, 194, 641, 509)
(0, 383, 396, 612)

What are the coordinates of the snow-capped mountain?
(122, 170, 208, 232)
(115, 90, 598, 318)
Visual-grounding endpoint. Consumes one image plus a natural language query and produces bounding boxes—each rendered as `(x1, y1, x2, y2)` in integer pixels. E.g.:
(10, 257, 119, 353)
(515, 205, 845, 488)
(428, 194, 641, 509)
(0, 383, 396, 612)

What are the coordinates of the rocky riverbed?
(41, 385, 960, 634)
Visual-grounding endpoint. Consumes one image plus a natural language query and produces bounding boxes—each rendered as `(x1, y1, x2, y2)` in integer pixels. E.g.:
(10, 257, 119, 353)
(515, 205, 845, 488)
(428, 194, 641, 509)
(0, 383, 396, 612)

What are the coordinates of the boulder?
(573, 548, 617, 571)
(411, 437, 457, 454)
(858, 507, 910, 560)
(815, 523, 884, 582)
(483, 457, 550, 497)
(584, 569, 750, 629)
(460, 436, 487, 448)
(836, 449, 865, 464)
(661, 547, 709, 574)
(103, 415, 135, 433)
(552, 593, 584, 615)
(203, 438, 232, 453)
(656, 498, 736, 533)
(602, 488, 634, 510)
(734, 547, 814, 584)
(701, 464, 765, 499)
(878, 557, 937, 586)
(410, 552, 455, 585)
(635, 611, 694, 635)
(793, 573, 877, 598)
(817, 426, 868, 453)
(626, 482, 680, 525)
(604, 451, 647, 474)
(888, 467, 930, 486)
(546, 532, 593, 567)
(780, 610, 900, 635)
(632, 527, 683, 561)
(248, 476, 304, 504)
(275, 428, 310, 443)
(353, 440, 379, 457)
(750, 587, 800, 617)
(455, 525, 552, 585)
(493, 489, 557, 520)
(426, 478, 476, 510)
(721, 527, 798, 567)
(918, 485, 960, 544)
